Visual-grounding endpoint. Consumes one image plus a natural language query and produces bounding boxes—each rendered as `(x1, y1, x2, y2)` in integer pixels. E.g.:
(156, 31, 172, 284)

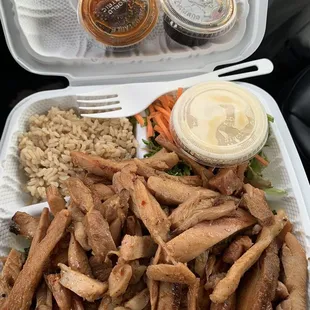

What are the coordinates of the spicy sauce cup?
(78, 0, 158, 48)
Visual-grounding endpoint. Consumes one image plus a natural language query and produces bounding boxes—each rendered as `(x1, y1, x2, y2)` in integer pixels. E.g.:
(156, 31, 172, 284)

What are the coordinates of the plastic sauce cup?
(78, 0, 158, 48)
(170, 81, 269, 167)
(161, 0, 237, 47)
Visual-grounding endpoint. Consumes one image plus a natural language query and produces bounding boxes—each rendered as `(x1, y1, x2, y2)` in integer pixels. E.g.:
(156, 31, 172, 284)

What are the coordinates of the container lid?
(161, 0, 235, 35)
(170, 81, 269, 167)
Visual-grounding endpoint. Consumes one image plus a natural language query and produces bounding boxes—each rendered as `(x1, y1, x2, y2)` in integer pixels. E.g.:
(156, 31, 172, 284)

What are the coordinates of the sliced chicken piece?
(59, 263, 108, 302)
(28, 207, 50, 259)
(1, 249, 24, 287)
(74, 221, 91, 251)
(134, 159, 202, 187)
(173, 201, 237, 234)
(68, 203, 85, 223)
(125, 216, 143, 236)
(147, 176, 219, 205)
(210, 210, 287, 304)
(242, 184, 275, 226)
(110, 217, 123, 247)
(108, 263, 132, 298)
(237, 241, 280, 310)
(142, 152, 179, 170)
(79, 172, 111, 186)
(129, 261, 147, 285)
(210, 293, 236, 310)
(72, 294, 85, 310)
(222, 236, 253, 264)
(3, 209, 71, 310)
(90, 183, 115, 202)
(99, 294, 122, 310)
(112, 169, 135, 195)
(66, 177, 94, 213)
(277, 220, 293, 247)
(89, 256, 112, 282)
(68, 233, 93, 277)
(124, 288, 150, 310)
(146, 263, 196, 285)
(204, 273, 226, 291)
(166, 209, 256, 263)
(194, 251, 209, 278)
(280, 232, 307, 310)
(151, 147, 168, 158)
(274, 281, 289, 302)
(155, 135, 213, 187)
(131, 179, 170, 243)
(36, 281, 53, 310)
(209, 169, 243, 195)
(46, 185, 66, 215)
(84, 209, 116, 262)
(45, 273, 72, 310)
(236, 163, 248, 182)
(120, 235, 157, 261)
(0, 277, 11, 307)
(157, 282, 182, 310)
(10, 211, 39, 239)
(187, 278, 199, 310)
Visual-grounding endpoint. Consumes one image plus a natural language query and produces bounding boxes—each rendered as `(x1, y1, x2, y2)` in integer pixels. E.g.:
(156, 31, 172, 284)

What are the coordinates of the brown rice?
(18, 107, 138, 202)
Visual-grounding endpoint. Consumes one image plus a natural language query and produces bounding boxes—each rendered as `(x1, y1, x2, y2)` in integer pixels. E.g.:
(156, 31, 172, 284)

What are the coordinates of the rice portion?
(18, 107, 138, 202)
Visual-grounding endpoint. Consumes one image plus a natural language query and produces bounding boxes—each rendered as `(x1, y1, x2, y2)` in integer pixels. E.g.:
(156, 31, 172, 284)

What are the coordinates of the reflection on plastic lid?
(170, 81, 269, 167)
(79, 0, 158, 48)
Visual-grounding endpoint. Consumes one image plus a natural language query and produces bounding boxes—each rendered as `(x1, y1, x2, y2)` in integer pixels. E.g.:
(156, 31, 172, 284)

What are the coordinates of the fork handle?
(168, 58, 274, 90)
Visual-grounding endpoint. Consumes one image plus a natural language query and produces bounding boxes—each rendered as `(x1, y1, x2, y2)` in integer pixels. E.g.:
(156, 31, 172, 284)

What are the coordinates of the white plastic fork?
(77, 58, 274, 118)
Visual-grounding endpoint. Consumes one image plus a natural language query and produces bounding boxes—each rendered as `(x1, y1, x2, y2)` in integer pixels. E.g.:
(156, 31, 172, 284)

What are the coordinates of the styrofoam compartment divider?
(0, 83, 310, 274)
(0, 0, 267, 83)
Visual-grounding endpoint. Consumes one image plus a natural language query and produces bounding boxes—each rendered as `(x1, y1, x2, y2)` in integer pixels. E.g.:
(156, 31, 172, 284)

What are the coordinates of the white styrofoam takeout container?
(0, 0, 267, 85)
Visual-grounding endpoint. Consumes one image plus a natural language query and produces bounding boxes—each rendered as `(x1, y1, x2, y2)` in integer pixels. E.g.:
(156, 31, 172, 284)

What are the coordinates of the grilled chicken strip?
(45, 274, 72, 310)
(71, 294, 85, 310)
(280, 232, 307, 310)
(274, 281, 289, 302)
(124, 288, 150, 310)
(84, 209, 116, 262)
(1, 249, 24, 287)
(35, 281, 53, 310)
(46, 185, 66, 215)
(147, 263, 196, 285)
(166, 209, 256, 263)
(129, 261, 147, 285)
(134, 158, 202, 187)
(68, 204, 85, 223)
(74, 221, 91, 251)
(108, 263, 132, 298)
(147, 247, 161, 310)
(173, 201, 237, 234)
(132, 179, 170, 243)
(242, 184, 275, 226)
(237, 241, 280, 310)
(210, 293, 236, 310)
(125, 216, 143, 236)
(222, 236, 253, 264)
(28, 207, 50, 259)
(209, 168, 243, 196)
(120, 235, 157, 261)
(66, 177, 94, 213)
(10, 211, 39, 239)
(3, 209, 71, 310)
(155, 135, 213, 187)
(59, 263, 108, 302)
(90, 183, 115, 202)
(210, 210, 287, 304)
(68, 233, 93, 277)
(157, 282, 182, 310)
(89, 256, 112, 282)
(187, 278, 200, 310)
(147, 176, 219, 205)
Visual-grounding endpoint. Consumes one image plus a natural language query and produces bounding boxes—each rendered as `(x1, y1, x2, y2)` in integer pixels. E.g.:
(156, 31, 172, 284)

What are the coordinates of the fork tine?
(77, 97, 119, 105)
(80, 110, 124, 118)
(79, 103, 121, 111)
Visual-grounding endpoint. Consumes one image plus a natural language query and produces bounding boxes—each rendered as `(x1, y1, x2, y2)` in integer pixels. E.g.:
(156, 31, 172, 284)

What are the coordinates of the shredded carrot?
(154, 106, 171, 118)
(147, 117, 154, 138)
(154, 114, 174, 143)
(154, 125, 165, 135)
(255, 154, 269, 166)
(149, 112, 160, 119)
(176, 88, 183, 99)
(135, 114, 145, 127)
(162, 114, 171, 125)
(149, 104, 155, 114)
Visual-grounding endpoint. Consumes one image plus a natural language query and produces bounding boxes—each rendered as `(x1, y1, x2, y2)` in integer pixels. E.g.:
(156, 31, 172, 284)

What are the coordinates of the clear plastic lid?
(170, 81, 269, 167)
(161, 0, 236, 36)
